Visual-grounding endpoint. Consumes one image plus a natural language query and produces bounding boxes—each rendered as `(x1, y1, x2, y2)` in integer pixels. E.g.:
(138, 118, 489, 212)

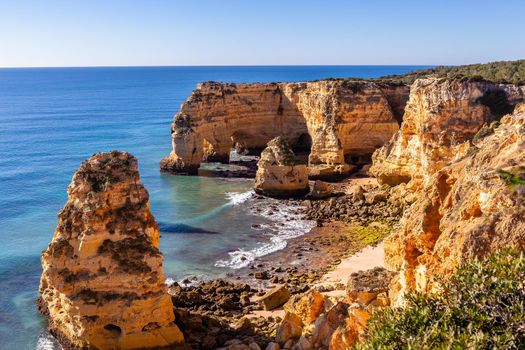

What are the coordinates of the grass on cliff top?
(355, 249, 525, 350)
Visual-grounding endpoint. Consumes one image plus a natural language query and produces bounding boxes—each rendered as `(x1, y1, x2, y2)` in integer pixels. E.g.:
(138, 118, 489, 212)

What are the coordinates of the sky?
(0, 0, 524, 67)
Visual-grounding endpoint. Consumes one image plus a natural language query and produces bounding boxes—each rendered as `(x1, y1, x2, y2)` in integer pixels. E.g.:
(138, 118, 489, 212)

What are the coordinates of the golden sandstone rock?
(276, 312, 304, 345)
(384, 108, 525, 301)
(160, 81, 409, 179)
(38, 151, 184, 349)
(370, 78, 525, 186)
(283, 289, 328, 325)
(258, 284, 291, 311)
(254, 137, 309, 197)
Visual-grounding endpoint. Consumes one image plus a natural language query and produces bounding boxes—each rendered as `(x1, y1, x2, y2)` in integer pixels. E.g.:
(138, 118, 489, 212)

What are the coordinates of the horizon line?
(0, 64, 441, 69)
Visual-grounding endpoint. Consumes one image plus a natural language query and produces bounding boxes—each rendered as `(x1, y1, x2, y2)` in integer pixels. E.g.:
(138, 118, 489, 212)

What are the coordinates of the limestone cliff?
(384, 108, 525, 303)
(160, 80, 409, 178)
(253, 137, 309, 197)
(39, 151, 184, 349)
(370, 78, 525, 185)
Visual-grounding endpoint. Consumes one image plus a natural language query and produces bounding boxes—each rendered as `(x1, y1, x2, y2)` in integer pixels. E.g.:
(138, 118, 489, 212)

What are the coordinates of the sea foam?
(215, 197, 315, 269)
(225, 190, 254, 205)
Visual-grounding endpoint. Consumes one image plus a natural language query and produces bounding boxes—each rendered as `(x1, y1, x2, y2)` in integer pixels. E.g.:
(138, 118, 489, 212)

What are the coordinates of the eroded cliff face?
(384, 107, 525, 304)
(160, 80, 409, 178)
(39, 151, 184, 349)
(370, 78, 525, 185)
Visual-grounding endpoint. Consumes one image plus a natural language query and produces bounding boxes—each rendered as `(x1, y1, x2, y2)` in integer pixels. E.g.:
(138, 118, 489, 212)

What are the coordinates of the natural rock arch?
(160, 80, 410, 179)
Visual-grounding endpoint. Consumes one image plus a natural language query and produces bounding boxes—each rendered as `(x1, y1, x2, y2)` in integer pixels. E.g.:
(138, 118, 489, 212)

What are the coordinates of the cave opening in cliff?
(479, 89, 514, 121)
(104, 324, 122, 337)
(293, 133, 312, 154)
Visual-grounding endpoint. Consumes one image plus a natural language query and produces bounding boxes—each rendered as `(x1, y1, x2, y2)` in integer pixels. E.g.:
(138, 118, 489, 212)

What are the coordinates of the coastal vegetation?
(377, 59, 525, 85)
(357, 250, 525, 350)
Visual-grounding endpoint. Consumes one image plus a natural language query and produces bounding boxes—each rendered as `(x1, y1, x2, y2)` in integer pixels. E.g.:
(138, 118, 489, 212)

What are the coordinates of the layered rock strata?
(384, 107, 525, 303)
(254, 137, 309, 197)
(370, 78, 525, 185)
(161, 80, 409, 178)
(38, 151, 184, 349)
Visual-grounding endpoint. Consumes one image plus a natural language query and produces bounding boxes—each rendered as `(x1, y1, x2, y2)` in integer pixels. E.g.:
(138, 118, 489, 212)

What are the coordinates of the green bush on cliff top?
(356, 250, 525, 350)
(376, 59, 525, 86)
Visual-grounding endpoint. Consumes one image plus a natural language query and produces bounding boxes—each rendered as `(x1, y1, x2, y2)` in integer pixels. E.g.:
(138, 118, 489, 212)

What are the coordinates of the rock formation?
(254, 137, 309, 197)
(38, 151, 184, 349)
(370, 78, 525, 185)
(383, 106, 525, 303)
(161, 80, 409, 179)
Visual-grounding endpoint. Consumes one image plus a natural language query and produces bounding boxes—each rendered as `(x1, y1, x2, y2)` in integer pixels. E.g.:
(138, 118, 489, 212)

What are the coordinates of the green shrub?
(356, 250, 525, 349)
(499, 167, 525, 188)
(375, 59, 525, 86)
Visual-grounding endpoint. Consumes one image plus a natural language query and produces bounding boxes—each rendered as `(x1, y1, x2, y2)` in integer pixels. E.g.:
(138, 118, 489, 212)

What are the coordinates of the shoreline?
(168, 176, 401, 348)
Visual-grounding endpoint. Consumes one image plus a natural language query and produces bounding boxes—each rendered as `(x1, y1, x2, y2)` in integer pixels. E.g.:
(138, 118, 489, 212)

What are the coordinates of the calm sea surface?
(0, 66, 429, 349)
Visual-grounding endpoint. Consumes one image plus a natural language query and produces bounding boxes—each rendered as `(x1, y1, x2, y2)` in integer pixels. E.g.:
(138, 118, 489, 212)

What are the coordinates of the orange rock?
(283, 289, 328, 325)
(329, 306, 371, 350)
(254, 137, 309, 198)
(161, 81, 408, 179)
(311, 302, 349, 349)
(276, 312, 304, 345)
(371, 78, 525, 185)
(259, 284, 291, 311)
(39, 151, 184, 349)
(384, 109, 525, 301)
(346, 267, 395, 306)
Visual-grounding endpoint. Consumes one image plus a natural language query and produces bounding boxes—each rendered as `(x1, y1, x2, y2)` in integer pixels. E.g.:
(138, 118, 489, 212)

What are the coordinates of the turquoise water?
(0, 66, 429, 349)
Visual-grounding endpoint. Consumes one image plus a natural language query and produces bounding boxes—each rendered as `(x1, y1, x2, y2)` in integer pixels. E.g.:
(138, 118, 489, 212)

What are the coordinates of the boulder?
(254, 137, 309, 198)
(290, 336, 312, 350)
(38, 151, 184, 349)
(283, 289, 328, 325)
(259, 285, 291, 311)
(307, 180, 332, 199)
(311, 302, 349, 348)
(346, 267, 396, 305)
(276, 312, 303, 345)
(329, 305, 371, 350)
(266, 342, 281, 350)
(232, 317, 255, 335)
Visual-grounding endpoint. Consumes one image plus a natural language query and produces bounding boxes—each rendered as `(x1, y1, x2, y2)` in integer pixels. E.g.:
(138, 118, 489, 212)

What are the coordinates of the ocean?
(0, 65, 429, 349)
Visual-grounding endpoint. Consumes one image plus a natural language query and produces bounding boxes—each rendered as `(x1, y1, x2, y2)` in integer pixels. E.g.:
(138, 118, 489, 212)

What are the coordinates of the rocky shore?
(39, 76, 525, 349)
(164, 176, 403, 350)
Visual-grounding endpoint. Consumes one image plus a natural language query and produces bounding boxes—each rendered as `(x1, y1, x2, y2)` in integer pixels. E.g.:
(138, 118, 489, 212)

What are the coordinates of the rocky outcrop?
(346, 267, 395, 305)
(384, 108, 525, 302)
(370, 78, 525, 185)
(38, 151, 184, 349)
(254, 137, 309, 197)
(161, 80, 409, 178)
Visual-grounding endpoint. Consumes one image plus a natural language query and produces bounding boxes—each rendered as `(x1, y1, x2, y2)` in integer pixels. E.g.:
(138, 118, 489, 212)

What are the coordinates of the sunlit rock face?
(254, 137, 309, 198)
(39, 151, 184, 349)
(160, 80, 409, 179)
(370, 78, 525, 186)
(384, 109, 525, 303)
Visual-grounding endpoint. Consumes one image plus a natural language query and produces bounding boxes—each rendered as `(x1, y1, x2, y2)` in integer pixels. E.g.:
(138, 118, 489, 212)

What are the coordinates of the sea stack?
(254, 137, 309, 197)
(38, 151, 184, 349)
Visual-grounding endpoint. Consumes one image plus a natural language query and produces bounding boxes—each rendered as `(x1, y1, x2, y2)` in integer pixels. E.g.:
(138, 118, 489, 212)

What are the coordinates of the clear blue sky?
(1, 0, 524, 67)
